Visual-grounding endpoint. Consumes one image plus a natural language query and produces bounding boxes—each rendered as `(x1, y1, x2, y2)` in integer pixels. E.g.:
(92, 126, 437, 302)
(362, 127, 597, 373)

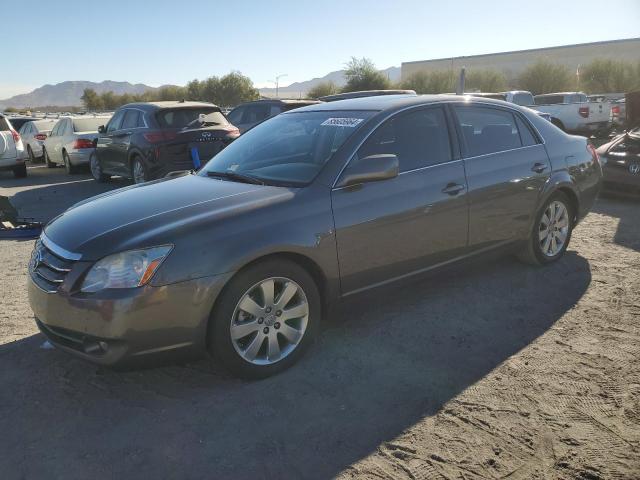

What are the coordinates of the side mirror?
(98, 125, 106, 134)
(336, 154, 399, 188)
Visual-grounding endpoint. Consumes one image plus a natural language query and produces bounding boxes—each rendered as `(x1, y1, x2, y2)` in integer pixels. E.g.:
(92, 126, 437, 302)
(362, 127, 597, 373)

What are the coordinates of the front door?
(97, 109, 126, 174)
(331, 107, 469, 295)
(452, 104, 552, 249)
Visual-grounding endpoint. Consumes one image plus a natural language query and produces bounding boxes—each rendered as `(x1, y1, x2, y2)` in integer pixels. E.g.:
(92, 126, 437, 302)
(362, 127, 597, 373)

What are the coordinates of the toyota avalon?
(28, 95, 602, 378)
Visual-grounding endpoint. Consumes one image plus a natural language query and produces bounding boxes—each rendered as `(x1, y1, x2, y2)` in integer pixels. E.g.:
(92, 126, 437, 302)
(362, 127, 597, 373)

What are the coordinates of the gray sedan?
(28, 95, 602, 378)
(43, 116, 111, 174)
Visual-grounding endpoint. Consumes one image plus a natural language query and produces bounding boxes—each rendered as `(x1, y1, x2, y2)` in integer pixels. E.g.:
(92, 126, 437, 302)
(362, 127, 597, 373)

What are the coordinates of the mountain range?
(0, 66, 401, 108)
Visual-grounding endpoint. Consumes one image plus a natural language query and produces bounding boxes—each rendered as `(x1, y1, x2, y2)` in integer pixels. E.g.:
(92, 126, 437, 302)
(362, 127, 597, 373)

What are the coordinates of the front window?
(199, 110, 375, 186)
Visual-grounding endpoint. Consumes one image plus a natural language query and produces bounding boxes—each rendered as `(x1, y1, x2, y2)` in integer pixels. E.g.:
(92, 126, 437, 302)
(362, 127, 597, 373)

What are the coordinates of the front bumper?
(28, 271, 233, 366)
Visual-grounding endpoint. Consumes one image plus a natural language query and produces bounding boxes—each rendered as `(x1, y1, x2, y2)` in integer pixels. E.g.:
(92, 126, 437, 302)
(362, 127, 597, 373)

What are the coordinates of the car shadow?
(0, 252, 591, 479)
(0, 166, 128, 223)
(593, 194, 640, 252)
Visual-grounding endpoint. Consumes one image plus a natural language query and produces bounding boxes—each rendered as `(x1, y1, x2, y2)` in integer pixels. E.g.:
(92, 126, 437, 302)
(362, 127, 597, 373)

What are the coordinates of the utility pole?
(275, 74, 288, 98)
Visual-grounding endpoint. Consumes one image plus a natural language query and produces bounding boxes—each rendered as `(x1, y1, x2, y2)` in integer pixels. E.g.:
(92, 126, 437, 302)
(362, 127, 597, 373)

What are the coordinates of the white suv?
(0, 114, 27, 178)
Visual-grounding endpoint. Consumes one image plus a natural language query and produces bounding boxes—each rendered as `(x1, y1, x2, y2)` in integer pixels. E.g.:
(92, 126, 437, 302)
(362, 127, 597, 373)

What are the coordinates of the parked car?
(18, 119, 57, 162)
(532, 92, 611, 134)
(6, 116, 38, 132)
(91, 101, 239, 184)
(465, 91, 534, 106)
(226, 99, 321, 133)
(0, 114, 26, 178)
(610, 98, 627, 127)
(597, 127, 640, 195)
(318, 89, 416, 102)
(28, 95, 602, 378)
(43, 116, 111, 174)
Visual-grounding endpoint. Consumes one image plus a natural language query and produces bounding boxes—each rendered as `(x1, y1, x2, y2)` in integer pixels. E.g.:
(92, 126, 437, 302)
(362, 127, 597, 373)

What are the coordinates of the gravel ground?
(1, 166, 639, 479)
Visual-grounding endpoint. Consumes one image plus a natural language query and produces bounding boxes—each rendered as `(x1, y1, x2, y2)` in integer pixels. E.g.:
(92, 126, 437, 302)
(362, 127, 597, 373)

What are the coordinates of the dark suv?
(91, 101, 240, 184)
(226, 99, 321, 133)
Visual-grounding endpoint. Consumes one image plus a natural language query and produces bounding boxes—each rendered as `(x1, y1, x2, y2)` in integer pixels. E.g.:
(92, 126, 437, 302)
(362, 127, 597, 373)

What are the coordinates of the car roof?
(123, 101, 220, 110)
(286, 94, 517, 113)
(233, 99, 321, 108)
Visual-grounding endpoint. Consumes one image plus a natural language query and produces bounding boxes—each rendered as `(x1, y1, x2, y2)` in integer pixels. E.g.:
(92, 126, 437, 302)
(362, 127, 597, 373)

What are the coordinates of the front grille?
(30, 238, 76, 293)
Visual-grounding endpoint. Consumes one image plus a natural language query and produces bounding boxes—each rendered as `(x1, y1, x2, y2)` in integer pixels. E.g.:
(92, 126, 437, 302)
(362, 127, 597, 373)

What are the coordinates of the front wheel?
(209, 260, 320, 379)
(518, 192, 573, 266)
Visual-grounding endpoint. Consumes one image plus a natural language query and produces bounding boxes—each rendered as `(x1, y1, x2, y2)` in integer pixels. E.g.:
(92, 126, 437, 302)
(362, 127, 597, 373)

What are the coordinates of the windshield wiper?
(206, 170, 265, 185)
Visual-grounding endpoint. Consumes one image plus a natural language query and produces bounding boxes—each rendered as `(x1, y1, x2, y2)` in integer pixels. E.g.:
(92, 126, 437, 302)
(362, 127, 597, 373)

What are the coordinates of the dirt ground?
(1, 166, 639, 479)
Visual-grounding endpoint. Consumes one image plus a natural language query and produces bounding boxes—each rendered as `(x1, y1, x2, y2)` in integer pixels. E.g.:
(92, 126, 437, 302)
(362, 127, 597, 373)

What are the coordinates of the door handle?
(531, 162, 548, 173)
(441, 183, 465, 195)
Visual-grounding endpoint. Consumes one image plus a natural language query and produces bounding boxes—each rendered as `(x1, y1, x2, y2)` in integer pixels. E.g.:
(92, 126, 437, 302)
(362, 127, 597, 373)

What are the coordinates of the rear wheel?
(518, 192, 573, 266)
(131, 157, 147, 184)
(90, 152, 110, 182)
(43, 147, 56, 168)
(209, 259, 320, 379)
(63, 151, 79, 174)
(27, 145, 35, 163)
(13, 163, 27, 178)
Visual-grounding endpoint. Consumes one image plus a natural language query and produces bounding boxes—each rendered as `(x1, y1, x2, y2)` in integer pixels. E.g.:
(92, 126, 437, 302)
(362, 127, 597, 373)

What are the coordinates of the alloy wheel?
(90, 154, 102, 180)
(133, 159, 146, 184)
(230, 277, 309, 365)
(538, 200, 569, 257)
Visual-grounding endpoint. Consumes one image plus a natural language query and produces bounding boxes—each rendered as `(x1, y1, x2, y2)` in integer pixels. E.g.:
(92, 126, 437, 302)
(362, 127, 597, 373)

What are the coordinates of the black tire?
(209, 259, 321, 379)
(43, 147, 56, 168)
(63, 151, 79, 174)
(89, 152, 110, 182)
(27, 145, 35, 163)
(131, 156, 147, 184)
(518, 192, 574, 266)
(13, 163, 27, 178)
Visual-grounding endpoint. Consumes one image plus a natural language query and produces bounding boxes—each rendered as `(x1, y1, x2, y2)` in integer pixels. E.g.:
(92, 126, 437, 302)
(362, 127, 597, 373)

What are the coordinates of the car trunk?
(158, 126, 239, 171)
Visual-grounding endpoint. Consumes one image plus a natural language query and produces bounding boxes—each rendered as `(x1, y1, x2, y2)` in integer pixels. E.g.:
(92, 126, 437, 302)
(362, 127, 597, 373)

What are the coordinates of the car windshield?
(73, 118, 108, 132)
(156, 108, 228, 128)
(199, 110, 374, 186)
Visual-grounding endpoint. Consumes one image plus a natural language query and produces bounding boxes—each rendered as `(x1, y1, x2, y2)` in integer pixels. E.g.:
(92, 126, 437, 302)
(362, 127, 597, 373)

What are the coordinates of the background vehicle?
(93, 101, 239, 184)
(610, 98, 627, 127)
(597, 127, 640, 195)
(318, 89, 416, 102)
(43, 116, 111, 174)
(18, 119, 57, 162)
(465, 91, 534, 106)
(29, 95, 602, 378)
(226, 99, 321, 133)
(0, 114, 27, 178)
(532, 92, 611, 133)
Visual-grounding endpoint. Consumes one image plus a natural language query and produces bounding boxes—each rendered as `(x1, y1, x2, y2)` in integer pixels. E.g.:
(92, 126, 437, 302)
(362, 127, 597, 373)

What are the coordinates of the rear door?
(51, 119, 69, 162)
(0, 116, 18, 161)
(453, 104, 551, 249)
(332, 106, 469, 294)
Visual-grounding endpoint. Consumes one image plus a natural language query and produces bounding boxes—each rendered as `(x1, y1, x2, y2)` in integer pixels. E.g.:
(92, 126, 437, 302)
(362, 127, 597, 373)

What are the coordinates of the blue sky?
(2, 0, 639, 98)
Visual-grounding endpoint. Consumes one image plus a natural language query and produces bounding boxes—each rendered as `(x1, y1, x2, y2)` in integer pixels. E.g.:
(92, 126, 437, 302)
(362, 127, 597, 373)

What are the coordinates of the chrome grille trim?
(41, 232, 82, 261)
(30, 235, 79, 294)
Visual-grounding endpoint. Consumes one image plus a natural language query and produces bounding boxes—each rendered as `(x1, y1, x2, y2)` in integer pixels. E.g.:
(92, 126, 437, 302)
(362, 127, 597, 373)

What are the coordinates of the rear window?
(156, 108, 228, 128)
(33, 120, 57, 131)
(73, 118, 107, 132)
(534, 95, 565, 105)
(454, 106, 523, 156)
(512, 93, 534, 106)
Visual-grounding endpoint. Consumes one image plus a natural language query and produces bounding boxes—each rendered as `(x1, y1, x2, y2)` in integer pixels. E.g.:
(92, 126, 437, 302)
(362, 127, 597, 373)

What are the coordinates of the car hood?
(44, 174, 294, 260)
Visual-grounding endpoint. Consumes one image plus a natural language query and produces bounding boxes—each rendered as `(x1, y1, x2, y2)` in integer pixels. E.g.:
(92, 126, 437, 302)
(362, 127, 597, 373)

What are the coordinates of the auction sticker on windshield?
(321, 118, 364, 127)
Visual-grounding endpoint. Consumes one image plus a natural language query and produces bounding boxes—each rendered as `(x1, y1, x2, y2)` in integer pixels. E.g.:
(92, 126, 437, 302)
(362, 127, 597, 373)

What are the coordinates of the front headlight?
(81, 245, 173, 293)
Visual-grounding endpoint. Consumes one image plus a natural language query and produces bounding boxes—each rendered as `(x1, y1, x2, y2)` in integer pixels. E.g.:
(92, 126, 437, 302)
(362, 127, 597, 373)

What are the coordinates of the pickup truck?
(531, 92, 611, 134)
(0, 114, 27, 178)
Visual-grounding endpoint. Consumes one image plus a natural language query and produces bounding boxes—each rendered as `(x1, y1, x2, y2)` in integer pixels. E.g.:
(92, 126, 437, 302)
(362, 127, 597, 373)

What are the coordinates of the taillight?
(223, 127, 240, 138)
(11, 129, 20, 143)
(73, 138, 95, 149)
(611, 105, 620, 116)
(143, 131, 177, 143)
(587, 144, 599, 165)
(34, 133, 47, 141)
(578, 106, 589, 118)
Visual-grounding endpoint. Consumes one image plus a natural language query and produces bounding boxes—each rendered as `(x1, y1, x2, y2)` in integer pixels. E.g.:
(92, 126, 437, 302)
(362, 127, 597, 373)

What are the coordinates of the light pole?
(275, 73, 288, 98)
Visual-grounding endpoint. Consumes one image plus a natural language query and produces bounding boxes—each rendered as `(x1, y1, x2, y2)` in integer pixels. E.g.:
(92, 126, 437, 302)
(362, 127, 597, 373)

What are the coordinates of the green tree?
(80, 88, 103, 110)
(580, 58, 640, 93)
(307, 81, 339, 99)
(400, 70, 455, 94)
(201, 76, 221, 104)
(343, 57, 390, 92)
(216, 71, 259, 108)
(465, 69, 507, 92)
(518, 59, 573, 95)
(186, 79, 203, 100)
